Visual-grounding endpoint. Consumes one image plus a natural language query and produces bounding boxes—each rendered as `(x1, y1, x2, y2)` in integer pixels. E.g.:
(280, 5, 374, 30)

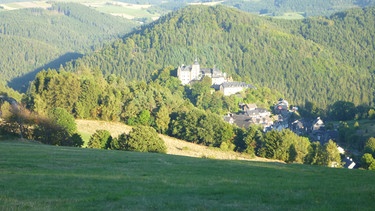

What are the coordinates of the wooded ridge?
(0, 2, 138, 91)
(64, 5, 375, 109)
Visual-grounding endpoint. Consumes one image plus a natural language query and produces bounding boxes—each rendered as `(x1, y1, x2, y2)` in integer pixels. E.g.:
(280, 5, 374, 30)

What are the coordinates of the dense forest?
(0, 2, 138, 91)
(60, 5, 375, 111)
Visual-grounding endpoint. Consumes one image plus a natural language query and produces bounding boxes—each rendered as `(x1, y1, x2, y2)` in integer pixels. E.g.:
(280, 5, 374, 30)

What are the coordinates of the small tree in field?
(323, 140, 342, 168)
(62, 133, 84, 147)
(49, 107, 77, 135)
(88, 130, 112, 149)
(361, 153, 375, 170)
(364, 137, 375, 157)
(117, 125, 166, 153)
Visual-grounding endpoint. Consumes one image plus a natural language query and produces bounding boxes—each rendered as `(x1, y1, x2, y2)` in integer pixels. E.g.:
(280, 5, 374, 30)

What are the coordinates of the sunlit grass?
(1, 140, 375, 210)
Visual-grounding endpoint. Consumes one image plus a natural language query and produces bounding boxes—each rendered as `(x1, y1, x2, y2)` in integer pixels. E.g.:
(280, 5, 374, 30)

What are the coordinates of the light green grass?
(1, 140, 375, 210)
(96, 5, 156, 18)
(274, 12, 305, 20)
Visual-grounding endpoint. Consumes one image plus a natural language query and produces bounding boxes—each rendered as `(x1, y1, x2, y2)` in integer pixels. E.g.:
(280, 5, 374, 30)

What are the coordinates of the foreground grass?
(1, 140, 375, 210)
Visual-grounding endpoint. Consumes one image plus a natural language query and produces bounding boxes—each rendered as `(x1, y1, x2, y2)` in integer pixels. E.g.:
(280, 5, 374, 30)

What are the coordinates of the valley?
(1, 1, 375, 209)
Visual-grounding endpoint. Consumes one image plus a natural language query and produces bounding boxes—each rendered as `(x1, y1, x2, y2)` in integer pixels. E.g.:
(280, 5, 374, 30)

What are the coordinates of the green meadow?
(1, 140, 375, 210)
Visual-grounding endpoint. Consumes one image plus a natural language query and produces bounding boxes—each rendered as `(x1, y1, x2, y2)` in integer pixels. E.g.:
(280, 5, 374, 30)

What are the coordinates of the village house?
(224, 103, 273, 129)
(291, 120, 306, 135)
(312, 117, 325, 131)
(274, 98, 289, 114)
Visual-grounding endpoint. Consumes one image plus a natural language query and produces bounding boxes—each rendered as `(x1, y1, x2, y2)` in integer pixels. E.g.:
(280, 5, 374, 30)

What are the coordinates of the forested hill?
(0, 2, 138, 91)
(67, 5, 375, 109)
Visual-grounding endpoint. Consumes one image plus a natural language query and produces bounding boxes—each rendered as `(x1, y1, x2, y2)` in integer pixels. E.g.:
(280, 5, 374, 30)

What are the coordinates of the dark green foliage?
(64, 133, 84, 147)
(155, 105, 170, 133)
(24, 68, 191, 135)
(32, 117, 70, 145)
(170, 109, 205, 143)
(300, 101, 326, 119)
(329, 101, 357, 121)
(361, 153, 375, 170)
(26, 69, 81, 115)
(258, 129, 310, 163)
(138, 110, 152, 126)
(305, 141, 325, 165)
(197, 112, 235, 146)
(234, 126, 263, 156)
(242, 87, 283, 111)
(364, 137, 375, 157)
(323, 140, 342, 167)
(87, 130, 112, 149)
(48, 107, 77, 136)
(75, 72, 101, 119)
(259, 130, 289, 161)
(116, 125, 167, 153)
(305, 140, 341, 167)
(170, 109, 234, 146)
(338, 121, 363, 150)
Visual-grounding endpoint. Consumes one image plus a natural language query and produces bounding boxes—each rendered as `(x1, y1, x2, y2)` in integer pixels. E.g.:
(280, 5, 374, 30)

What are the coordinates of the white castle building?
(177, 59, 255, 96)
(177, 59, 227, 85)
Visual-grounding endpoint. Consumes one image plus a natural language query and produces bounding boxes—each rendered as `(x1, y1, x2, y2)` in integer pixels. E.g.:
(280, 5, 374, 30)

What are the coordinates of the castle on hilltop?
(177, 59, 255, 96)
(177, 59, 227, 85)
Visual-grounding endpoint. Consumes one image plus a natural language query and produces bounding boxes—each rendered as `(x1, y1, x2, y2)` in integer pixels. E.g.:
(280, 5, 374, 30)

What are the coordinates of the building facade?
(177, 59, 227, 85)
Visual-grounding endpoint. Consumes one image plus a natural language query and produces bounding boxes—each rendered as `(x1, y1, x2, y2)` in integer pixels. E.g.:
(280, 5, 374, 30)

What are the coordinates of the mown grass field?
(0, 0, 160, 20)
(1, 139, 375, 210)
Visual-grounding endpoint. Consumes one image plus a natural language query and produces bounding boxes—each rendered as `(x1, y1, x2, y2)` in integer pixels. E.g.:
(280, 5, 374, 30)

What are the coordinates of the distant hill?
(0, 2, 138, 91)
(66, 5, 375, 108)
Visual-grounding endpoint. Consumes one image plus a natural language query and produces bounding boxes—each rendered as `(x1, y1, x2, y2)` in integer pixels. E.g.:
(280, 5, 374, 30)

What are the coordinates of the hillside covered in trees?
(0, 2, 138, 91)
(63, 5, 375, 110)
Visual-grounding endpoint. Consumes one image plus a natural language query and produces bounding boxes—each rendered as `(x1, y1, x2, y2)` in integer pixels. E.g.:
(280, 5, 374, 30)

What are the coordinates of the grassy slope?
(76, 119, 263, 161)
(1, 140, 375, 210)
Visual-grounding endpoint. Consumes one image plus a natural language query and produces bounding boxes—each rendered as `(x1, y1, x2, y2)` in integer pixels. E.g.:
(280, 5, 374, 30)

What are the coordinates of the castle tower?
(191, 58, 200, 80)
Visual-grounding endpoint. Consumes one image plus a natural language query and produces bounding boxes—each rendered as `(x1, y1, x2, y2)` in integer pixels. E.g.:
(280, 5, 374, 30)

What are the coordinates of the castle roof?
(220, 82, 255, 88)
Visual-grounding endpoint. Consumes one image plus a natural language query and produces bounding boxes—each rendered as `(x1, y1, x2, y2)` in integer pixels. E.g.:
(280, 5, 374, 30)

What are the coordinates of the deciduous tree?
(117, 125, 166, 153)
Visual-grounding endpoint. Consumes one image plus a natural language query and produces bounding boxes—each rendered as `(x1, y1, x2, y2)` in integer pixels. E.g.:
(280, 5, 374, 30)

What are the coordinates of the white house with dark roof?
(220, 82, 255, 96)
(312, 117, 325, 131)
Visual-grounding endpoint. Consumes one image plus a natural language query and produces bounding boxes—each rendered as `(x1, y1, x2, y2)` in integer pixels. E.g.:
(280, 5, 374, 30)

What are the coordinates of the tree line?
(5, 63, 375, 168)
(0, 66, 346, 167)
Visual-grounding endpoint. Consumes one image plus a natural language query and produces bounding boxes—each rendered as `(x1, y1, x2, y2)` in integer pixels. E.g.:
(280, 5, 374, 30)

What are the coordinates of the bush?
(117, 125, 167, 153)
(364, 137, 375, 157)
(87, 130, 112, 149)
(361, 153, 375, 170)
(62, 133, 84, 147)
(220, 141, 236, 151)
(49, 107, 77, 135)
